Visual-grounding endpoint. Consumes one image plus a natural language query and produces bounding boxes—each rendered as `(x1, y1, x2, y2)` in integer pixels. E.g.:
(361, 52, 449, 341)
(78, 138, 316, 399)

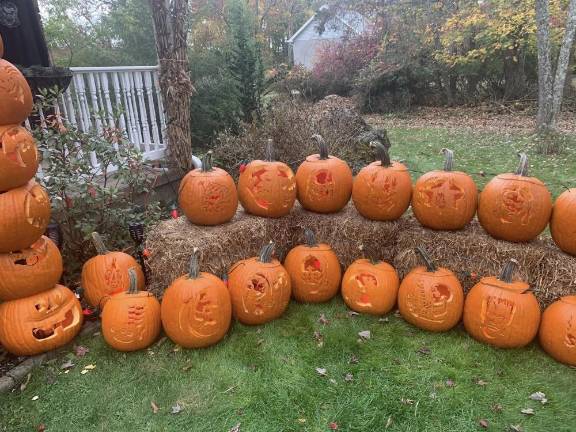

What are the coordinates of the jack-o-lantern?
(81, 232, 145, 308)
(550, 189, 576, 256)
(295, 134, 353, 213)
(228, 242, 291, 325)
(352, 141, 412, 221)
(539, 296, 576, 366)
(341, 259, 399, 315)
(0, 125, 39, 192)
(0, 59, 34, 126)
(0, 236, 63, 301)
(398, 247, 464, 332)
(0, 284, 83, 356)
(0, 180, 50, 253)
(179, 151, 238, 225)
(161, 248, 232, 348)
(478, 153, 552, 242)
(463, 259, 541, 348)
(101, 268, 161, 352)
(412, 149, 478, 230)
(284, 229, 341, 303)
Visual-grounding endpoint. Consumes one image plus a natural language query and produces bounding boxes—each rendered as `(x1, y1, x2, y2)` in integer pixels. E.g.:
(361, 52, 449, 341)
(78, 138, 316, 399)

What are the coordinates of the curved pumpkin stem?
(127, 267, 139, 294)
(265, 138, 275, 162)
(370, 141, 391, 167)
(201, 151, 213, 172)
(311, 134, 329, 160)
(259, 241, 275, 263)
(515, 153, 529, 176)
(416, 247, 437, 272)
(442, 148, 454, 172)
(188, 248, 200, 279)
(304, 229, 318, 247)
(498, 259, 519, 283)
(91, 232, 109, 255)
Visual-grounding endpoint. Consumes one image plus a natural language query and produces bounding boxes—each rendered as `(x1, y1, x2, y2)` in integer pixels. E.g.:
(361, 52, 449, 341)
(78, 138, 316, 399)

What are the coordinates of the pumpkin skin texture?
(463, 259, 541, 348)
(398, 247, 464, 332)
(0, 236, 63, 301)
(0, 125, 39, 192)
(341, 259, 399, 315)
(539, 296, 576, 366)
(478, 153, 552, 242)
(550, 189, 576, 256)
(0, 180, 51, 253)
(284, 229, 341, 303)
(295, 134, 353, 214)
(0, 284, 83, 356)
(228, 242, 291, 325)
(412, 149, 478, 230)
(0, 59, 34, 126)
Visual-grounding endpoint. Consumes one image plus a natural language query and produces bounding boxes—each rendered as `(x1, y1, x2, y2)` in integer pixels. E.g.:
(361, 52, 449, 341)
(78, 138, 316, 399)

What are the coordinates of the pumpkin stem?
(127, 267, 139, 294)
(259, 241, 275, 263)
(201, 151, 213, 172)
(515, 153, 529, 176)
(188, 248, 200, 279)
(312, 134, 329, 160)
(91, 232, 109, 255)
(265, 138, 275, 162)
(370, 141, 391, 167)
(498, 258, 519, 283)
(304, 229, 318, 247)
(442, 148, 454, 171)
(416, 247, 437, 272)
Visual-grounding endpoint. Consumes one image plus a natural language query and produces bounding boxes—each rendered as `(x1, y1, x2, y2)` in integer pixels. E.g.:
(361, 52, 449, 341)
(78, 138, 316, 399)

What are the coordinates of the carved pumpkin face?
(550, 189, 576, 256)
(0, 284, 83, 356)
(0, 125, 39, 192)
(539, 296, 576, 366)
(0, 59, 34, 125)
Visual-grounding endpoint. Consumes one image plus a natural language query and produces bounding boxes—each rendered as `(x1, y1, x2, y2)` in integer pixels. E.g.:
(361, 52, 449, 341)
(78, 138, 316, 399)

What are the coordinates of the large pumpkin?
(0, 180, 51, 253)
(0, 59, 34, 126)
(283, 229, 341, 303)
(81, 232, 145, 308)
(0, 284, 83, 356)
(478, 153, 552, 242)
(0, 236, 63, 301)
(412, 148, 478, 230)
(398, 247, 464, 332)
(179, 151, 238, 225)
(341, 259, 399, 315)
(228, 242, 291, 325)
(539, 296, 576, 366)
(550, 189, 576, 256)
(0, 125, 39, 192)
(352, 141, 412, 221)
(463, 259, 541, 348)
(238, 139, 297, 218)
(295, 134, 353, 213)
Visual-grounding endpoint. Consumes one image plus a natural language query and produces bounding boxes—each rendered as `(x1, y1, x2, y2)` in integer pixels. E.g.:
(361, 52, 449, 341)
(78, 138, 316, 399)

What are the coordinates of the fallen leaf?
(347, 311, 359, 317)
(349, 354, 359, 364)
(491, 403, 503, 413)
(358, 330, 371, 340)
(172, 345, 181, 353)
(445, 379, 455, 388)
(509, 425, 523, 432)
(401, 398, 415, 405)
(37, 424, 46, 432)
(64, 370, 70, 374)
(385, 416, 393, 428)
(75, 345, 89, 357)
(379, 317, 389, 323)
(182, 364, 193, 372)
(171, 403, 183, 414)
(521, 408, 535, 416)
(83, 364, 96, 370)
(328, 422, 338, 430)
(31, 395, 39, 401)
(297, 418, 306, 424)
(318, 314, 330, 325)
(229, 423, 241, 432)
(416, 346, 431, 355)
(394, 310, 401, 317)
(474, 378, 488, 386)
(151, 401, 159, 414)
(479, 419, 489, 429)
(20, 373, 32, 392)
(529, 391, 547, 404)
(313, 331, 324, 347)
(256, 338, 265, 346)
(60, 360, 75, 370)
(80, 370, 89, 375)
(329, 378, 337, 385)
(344, 373, 353, 382)
(316, 367, 327, 376)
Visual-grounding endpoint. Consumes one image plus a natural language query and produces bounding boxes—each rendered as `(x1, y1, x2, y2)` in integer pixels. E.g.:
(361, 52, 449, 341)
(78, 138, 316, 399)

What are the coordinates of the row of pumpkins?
(180, 137, 576, 255)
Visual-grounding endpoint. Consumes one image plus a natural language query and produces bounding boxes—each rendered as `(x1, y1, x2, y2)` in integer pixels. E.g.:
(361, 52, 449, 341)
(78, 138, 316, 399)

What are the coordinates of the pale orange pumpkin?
(0, 125, 39, 192)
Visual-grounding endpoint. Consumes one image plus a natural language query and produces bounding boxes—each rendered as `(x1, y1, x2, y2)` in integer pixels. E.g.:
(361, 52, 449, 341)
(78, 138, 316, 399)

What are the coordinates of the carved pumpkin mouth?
(32, 308, 78, 340)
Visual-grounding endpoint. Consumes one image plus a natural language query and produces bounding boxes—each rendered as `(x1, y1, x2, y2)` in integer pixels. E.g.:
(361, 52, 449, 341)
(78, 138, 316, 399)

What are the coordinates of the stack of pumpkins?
(0, 36, 83, 356)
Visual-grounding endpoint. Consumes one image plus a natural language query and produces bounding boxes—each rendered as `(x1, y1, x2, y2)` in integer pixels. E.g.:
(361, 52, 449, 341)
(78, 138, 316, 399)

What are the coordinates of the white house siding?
(292, 17, 348, 69)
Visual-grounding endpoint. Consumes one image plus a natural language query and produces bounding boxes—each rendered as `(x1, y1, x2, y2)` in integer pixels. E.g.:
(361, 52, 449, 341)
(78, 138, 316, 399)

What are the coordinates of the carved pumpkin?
(341, 259, 399, 315)
(0, 180, 51, 253)
(478, 153, 552, 242)
(0, 125, 39, 192)
(284, 229, 341, 303)
(463, 259, 541, 348)
(352, 141, 412, 221)
(228, 242, 291, 325)
(0, 284, 83, 356)
(101, 268, 161, 351)
(295, 134, 353, 213)
(412, 149, 478, 230)
(179, 151, 238, 225)
(0, 236, 63, 301)
(81, 232, 145, 308)
(161, 249, 232, 348)
(0, 59, 34, 126)
(550, 189, 576, 256)
(398, 247, 464, 332)
(539, 296, 576, 366)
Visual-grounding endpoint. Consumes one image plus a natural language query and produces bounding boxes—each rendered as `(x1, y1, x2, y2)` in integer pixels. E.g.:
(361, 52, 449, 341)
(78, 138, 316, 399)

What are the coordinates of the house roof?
(287, 6, 367, 43)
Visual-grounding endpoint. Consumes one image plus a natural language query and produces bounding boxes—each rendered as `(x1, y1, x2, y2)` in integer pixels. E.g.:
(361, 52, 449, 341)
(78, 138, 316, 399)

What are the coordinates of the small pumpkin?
(0, 284, 83, 356)
(398, 247, 464, 332)
(179, 151, 238, 225)
(352, 141, 412, 221)
(81, 232, 145, 308)
(283, 229, 341, 303)
(0, 180, 51, 253)
(539, 296, 576, 366)
(478, 153, 552, 242)
(238, 139, 297, 218)
(161, 248, 232, 348)
(0, 125, 39, 192)
(412, 148, 478, 230)
(295, 134, 353, 213)
(228, 242, 291, 325)
(0, 59, 34, 126)
(0, 236, 63, 301)
(550, 189, 576, 256)
(101, 268, 161, 352)
(463, 259, 541, 348)
(341, 258, 399, 315)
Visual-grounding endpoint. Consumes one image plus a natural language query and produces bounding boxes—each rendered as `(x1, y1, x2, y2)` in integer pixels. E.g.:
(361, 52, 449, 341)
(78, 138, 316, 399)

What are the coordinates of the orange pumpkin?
(238, 139, 297, 218)
(0, 59, 34, 126)
(0, 125, 39, 192)
(463, 259, 541, 348)
(550, 189, 576, 256)
(478, 153, 552, 242)
(81, 232, 145, 308)
(295, 134, 353, 213)
(0, 180, 51, 253)
(161, 248, 232, 348)
(284, 229, 341, 303)
(101, 268, 161, 352)
(341, 259, 399, 315)
(228, 242, 291, 325)
(412, 149, 478, 230)
(398, 247, 464, 332)
(0, 236, 63, 301)
(179, 151, 238, 225)
(539, 296, 576, 366)
(0, 284, 83, 356)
